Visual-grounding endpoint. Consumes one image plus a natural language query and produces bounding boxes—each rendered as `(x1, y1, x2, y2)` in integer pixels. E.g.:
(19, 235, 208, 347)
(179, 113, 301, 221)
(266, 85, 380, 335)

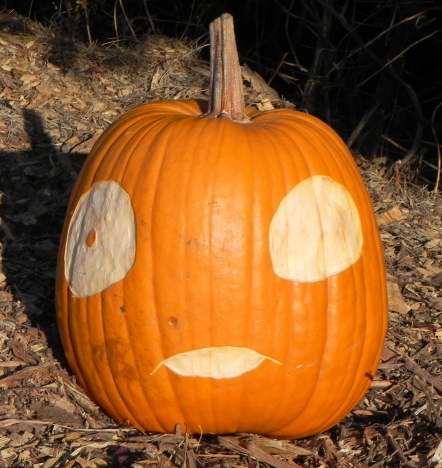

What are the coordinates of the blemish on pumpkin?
(365, 372, 374, 380)
(85, 228, 97, 247)
(168, 316, 179, 328)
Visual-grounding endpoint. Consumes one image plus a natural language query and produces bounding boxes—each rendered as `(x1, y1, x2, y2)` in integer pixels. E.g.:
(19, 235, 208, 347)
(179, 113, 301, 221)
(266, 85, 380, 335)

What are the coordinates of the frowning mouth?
(151, 346, 281, 379)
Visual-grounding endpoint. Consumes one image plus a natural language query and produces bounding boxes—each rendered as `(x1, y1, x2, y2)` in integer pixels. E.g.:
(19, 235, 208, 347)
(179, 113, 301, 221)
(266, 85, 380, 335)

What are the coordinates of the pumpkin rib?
(81, 114, 158, 188)
(288, 120, 366, 431)
(127, 116, 193, 431)
(81, 118, 169, 428)
(282, 124, 333, 433)
(66, 124, 147, 423)
(260, 124, 329, 433)
(121, 116, 197, 432)
(56, 256, 85, 391)
(254, 125, 297, 432)
(100, 289, 146, 429)
(149, 117, 196, 430)
(302, 122, 370, 434)
(130, 116, 191, 431)
(264, 120, 362, 436)
(239, 124, 253, 431)
(105, 123, 175, 431)
(268, 126, 306, 433)
(89, 125, 154, 429)
(297, 121, 370, 435)
(290, 121, 366, 435)
(205, 119, 226, 432)
(292, 118, 385, 435)
(182, 117, 217, 431)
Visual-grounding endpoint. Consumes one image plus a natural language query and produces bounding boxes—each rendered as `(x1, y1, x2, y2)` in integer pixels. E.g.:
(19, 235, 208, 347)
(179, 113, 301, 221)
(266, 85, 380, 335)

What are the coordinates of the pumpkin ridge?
(268, 129, 295, 433)
(246, 127, 284, 432)
(289, 123, 364, 433)
(84, 118, 170, 428)
(243, 125, 257, 431)
(260, 125, 327, 431)
(99, 288, 146, 429)
(264, 124, 332, 434)
(278, 122, 365, 434)
(149, 117, 201, 430)
(91, 132, 151, 428)
(79, 115, 157, 191)
(300, 122, 369, 433)
(183, 117, 216, 430)
(205, 119, 225, 432)
(65, 129, 142, 424)
(117, 120, 187, 432)
(262, 129, 294, 432)
(285, 127, 341, 434)
(134, 116, 194, 430)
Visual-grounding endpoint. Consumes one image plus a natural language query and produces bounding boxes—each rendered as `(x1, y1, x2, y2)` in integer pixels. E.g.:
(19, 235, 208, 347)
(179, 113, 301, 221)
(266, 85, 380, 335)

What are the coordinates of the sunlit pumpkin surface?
(56, 100, 388, 437)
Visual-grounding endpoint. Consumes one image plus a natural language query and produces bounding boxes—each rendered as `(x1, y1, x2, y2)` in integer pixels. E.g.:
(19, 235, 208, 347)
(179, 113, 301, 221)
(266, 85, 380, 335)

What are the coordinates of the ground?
(0, 12, 441, 468)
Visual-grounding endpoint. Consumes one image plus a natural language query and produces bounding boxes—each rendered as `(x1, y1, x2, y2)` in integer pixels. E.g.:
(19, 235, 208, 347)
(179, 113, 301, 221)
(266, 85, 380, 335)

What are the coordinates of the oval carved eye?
(64, 181, 136, 297)
(269, 175, 363, 283)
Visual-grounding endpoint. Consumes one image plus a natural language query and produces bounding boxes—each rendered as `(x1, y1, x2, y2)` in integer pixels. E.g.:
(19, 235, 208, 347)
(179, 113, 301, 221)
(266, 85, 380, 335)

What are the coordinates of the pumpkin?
(56, 13, 387, 438)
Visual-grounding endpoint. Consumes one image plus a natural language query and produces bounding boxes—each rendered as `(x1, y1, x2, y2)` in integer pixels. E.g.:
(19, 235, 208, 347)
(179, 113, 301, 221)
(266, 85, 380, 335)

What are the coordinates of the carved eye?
(64, 181, 136, 297)
(269, 175, 363, 283)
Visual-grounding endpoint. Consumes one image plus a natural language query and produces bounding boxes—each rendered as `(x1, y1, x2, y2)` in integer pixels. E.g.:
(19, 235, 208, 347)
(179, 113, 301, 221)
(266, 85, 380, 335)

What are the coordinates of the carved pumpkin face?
(56, 100, 387, 437)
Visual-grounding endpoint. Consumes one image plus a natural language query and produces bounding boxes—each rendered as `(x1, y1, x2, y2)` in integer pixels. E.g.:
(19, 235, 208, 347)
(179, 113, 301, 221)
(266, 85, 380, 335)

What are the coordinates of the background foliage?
(3, 0, 442, 187)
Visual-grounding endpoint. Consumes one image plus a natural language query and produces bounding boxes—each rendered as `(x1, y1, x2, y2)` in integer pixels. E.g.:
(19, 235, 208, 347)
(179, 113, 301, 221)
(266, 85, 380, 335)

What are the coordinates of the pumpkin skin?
(56, 99, 388, 438)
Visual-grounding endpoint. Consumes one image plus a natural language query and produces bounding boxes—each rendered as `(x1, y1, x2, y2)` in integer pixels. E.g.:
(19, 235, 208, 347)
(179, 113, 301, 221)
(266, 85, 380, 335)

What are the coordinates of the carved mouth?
(151, 346, 281, 379)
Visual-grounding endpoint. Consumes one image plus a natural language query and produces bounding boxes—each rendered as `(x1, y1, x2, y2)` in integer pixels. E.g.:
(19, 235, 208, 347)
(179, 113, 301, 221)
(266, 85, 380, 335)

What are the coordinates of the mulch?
(0, 12, 440, 468)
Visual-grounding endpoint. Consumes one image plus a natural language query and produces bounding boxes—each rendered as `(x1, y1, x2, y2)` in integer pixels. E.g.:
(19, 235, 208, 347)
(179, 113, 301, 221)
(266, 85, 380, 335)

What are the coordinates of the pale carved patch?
(151, 347, 281, 379)
(64, 181, 136, 297)
(269, 175, 363, 283)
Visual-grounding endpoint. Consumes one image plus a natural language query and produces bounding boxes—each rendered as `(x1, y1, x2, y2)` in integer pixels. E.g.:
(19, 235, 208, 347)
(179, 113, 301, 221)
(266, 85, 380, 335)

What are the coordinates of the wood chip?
(387, 280, 410, 313)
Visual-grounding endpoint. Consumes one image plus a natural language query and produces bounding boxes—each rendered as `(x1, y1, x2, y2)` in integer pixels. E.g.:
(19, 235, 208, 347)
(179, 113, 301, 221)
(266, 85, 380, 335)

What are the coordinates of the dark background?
(2, 0, 442, 186)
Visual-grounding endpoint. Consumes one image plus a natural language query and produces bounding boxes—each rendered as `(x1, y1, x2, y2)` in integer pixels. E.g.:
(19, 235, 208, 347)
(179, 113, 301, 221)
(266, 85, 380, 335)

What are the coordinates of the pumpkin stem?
(206, 13, 248, 122)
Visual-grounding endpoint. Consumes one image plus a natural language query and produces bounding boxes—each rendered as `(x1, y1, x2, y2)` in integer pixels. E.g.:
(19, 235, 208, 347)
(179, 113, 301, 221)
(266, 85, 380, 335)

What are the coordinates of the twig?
(268, 52, 288, 86)
(385, 429, 412, 467)
(402, 354, 442, 393)
(358, 31, 439, 87)
(430, 102, 442, 192)
(347, 103, 380, 148)
(180, 0, 196, 41)
(118, 0, 138, 42)
(327, 11, 427, 79)
(142, 0, 156, 34)
(314, 0, 424, 169)
(113, 0, 120, 46)
(80, 0, 93, 45)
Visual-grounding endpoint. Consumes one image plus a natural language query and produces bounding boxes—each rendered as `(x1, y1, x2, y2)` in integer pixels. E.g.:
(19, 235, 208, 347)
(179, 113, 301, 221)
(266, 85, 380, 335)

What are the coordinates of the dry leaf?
(242, 64, 280, 100)
(256, 98, 274, 111)
(376, 205, 404, 225)
(387, 280, 410, 313)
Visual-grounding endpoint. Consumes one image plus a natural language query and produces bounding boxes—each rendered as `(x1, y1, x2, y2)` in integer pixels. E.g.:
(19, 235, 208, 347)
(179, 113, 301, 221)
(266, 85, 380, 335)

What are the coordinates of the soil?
(0, 12, 440, 468)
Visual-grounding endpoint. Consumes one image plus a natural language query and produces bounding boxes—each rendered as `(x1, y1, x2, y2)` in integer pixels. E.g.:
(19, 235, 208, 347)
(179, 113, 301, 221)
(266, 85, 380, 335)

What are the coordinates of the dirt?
(0, 12, 441, 468)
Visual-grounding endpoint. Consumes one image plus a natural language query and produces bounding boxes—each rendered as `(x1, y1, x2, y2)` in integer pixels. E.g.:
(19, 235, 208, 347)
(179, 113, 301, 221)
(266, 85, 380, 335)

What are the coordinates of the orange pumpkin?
(56, 14, 387, 437)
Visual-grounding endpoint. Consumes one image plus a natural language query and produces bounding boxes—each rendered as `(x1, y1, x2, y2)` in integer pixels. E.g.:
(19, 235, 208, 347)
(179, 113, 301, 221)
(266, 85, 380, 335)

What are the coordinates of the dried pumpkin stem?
(206, 13, 248, 122)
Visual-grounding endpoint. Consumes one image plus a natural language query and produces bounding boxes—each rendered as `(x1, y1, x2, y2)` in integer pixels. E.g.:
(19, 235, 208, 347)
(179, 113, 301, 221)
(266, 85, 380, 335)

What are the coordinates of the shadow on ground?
(0, 109, 86, 363)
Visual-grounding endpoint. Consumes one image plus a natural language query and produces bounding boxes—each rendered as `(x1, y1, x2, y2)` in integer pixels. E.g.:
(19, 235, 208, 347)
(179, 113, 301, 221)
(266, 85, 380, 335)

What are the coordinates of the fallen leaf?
(376, 205, 404, 225)
(430, 272, 442, 287)
(387, 280, 410, 313)
(430, 439, 442, 465)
